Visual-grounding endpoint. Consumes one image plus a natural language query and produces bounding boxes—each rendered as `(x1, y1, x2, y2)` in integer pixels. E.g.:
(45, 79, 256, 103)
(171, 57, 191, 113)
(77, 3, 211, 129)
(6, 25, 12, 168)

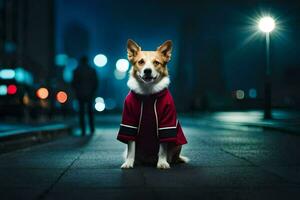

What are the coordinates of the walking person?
(72, 56, 99, 136)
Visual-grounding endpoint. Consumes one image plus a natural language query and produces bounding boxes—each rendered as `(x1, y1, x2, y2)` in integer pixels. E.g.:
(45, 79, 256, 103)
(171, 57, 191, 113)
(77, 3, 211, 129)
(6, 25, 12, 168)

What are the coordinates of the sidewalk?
(1, 116, 300, 200)
(0, 120, 73, 153)
(188, 110, 300, 134)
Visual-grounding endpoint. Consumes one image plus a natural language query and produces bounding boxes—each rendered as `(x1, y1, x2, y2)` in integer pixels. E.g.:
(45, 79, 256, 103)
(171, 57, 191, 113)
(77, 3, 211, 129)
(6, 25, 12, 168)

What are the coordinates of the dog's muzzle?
(139, 75, 158, 84)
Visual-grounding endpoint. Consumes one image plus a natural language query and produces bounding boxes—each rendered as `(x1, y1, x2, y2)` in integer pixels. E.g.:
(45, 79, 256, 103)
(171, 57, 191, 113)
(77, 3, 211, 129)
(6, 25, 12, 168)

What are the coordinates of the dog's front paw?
(121, 159, 134, 169)
(157, 159, 170, 169)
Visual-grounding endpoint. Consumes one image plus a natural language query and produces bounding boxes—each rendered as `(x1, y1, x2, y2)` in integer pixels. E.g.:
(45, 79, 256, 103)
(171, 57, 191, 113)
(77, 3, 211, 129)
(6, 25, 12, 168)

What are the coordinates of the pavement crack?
(36, 152, 83, 200)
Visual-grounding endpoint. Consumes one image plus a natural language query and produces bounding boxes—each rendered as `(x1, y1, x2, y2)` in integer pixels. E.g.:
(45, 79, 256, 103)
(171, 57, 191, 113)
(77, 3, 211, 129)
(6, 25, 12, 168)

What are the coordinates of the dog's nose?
(144, 68, 152, 75)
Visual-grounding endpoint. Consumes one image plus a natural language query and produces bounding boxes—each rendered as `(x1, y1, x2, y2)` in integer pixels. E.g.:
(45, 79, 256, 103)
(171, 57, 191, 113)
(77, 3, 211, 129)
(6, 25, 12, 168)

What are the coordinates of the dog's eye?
(153, 61, 160, 66)
(138, 59, 145, 65)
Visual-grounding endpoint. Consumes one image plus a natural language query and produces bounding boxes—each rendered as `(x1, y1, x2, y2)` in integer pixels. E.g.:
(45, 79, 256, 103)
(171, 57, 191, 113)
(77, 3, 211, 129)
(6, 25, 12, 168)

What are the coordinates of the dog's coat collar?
(127, 75, 170, 95)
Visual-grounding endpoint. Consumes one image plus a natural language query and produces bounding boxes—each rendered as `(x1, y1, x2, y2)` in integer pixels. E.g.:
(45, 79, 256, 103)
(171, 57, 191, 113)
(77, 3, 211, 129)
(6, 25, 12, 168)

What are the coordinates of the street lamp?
(258, 16, 275, 119)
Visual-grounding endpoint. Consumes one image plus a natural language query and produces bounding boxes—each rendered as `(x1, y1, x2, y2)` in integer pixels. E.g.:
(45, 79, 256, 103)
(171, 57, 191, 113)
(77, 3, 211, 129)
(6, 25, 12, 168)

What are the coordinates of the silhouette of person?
(72, 56, 98, 136)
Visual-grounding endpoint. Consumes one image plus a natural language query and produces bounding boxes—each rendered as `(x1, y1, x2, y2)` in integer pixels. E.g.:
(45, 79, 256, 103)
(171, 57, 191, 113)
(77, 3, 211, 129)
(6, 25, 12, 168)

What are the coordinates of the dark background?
(1, 0, 300, 118)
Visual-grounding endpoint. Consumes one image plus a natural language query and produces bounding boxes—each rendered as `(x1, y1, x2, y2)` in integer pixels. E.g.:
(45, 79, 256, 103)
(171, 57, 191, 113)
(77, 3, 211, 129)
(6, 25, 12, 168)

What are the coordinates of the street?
(1, 116, 300, 200)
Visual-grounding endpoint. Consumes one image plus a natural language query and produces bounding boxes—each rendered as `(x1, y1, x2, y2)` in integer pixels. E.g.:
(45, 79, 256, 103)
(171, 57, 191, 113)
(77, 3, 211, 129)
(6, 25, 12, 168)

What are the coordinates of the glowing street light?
(258, 17, 275, 33)
(258, 16, 276, 119)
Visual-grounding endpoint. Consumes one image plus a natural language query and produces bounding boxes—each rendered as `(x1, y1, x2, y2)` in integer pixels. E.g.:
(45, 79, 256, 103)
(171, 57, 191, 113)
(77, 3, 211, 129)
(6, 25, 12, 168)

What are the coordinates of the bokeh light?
(7, 84, 17, 95)
(236, 90, 245, 100)
(249, 88, 257, 98)
(95, 101, 105, 112)
(66, 58, 78, 69)
(116, 59, 129, 72)
(0, 85, 7, 95)
(56, 91, 68, 103)
(36, 87, 49, 99)
(93, 54, 107, 67)
(0, 69, 15, 79)
(114, 69, 126, 80)
(23, 94, 30, 105)
(95, 97, 104, 103)
(15, 68, 33, 84)
(95, 96, 105, 112)
(55, 54, 68, 66)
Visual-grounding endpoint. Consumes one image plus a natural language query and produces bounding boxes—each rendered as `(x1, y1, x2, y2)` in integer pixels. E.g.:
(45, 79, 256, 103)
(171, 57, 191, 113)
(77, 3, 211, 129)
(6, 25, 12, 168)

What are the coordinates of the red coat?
(117, 88, 187, 159)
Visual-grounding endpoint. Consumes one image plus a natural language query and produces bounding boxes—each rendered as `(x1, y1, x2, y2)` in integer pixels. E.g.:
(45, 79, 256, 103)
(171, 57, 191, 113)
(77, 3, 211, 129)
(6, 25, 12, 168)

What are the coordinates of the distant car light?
(7, 84, 17, 95)
(56, 91, 68, 103)
(36, 87, 49, 99)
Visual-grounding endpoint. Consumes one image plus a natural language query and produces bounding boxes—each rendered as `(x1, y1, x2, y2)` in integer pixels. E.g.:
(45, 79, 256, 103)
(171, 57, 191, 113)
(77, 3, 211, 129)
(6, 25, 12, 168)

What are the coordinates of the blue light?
(66, 58, 78, 69)
(93, 54, 107, 67)
(116, 59, 129, 72)
(63, 58, 78, 83)
(0, 69, 15, 79)
(15, 68, 25, 82)
(63, 67, 73, 83)
(0, 85, 7, 95)
(55, 54, 68, 66)
(114, 69, 126, 80)
(15, 68, 33, 85)
(249, 88, 257, 98)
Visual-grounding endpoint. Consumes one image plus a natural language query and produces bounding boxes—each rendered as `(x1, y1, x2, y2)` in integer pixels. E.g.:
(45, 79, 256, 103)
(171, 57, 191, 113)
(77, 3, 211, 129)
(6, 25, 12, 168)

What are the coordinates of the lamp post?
(258, 16, 275, 119)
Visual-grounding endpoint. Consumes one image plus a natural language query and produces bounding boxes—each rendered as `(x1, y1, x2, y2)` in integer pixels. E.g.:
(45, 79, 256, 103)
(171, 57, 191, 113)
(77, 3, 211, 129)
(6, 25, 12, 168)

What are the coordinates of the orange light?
(7, 84, 17, 95)
(56, 91, 68, 103)
(23, 94, 30, 105)
(36, 87, 49, 99)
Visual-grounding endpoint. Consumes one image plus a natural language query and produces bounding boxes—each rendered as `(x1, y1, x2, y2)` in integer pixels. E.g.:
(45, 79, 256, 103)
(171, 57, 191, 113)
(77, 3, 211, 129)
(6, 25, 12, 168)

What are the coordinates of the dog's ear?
(127, 39, 141, 62)
(157, 40, 172, 63)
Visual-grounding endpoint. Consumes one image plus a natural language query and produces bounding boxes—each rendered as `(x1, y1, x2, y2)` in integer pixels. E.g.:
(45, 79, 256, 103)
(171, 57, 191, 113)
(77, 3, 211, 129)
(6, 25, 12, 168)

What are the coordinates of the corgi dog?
(117, 39, 188, 169)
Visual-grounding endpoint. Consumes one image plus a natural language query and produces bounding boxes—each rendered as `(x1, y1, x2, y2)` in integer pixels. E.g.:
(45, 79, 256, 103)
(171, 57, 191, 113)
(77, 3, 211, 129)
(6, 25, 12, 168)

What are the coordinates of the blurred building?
(0, 0, 54, 82)
(0, 0, 59, 120)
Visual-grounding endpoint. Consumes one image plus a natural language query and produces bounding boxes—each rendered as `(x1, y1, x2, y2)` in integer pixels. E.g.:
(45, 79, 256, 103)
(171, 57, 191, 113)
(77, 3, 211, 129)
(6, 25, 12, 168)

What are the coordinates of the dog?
(117, 39, 188, 169)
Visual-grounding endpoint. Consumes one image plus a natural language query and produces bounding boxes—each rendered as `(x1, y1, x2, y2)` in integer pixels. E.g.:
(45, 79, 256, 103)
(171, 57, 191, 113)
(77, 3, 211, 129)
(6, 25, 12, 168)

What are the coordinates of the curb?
(0, 124, 73, 153)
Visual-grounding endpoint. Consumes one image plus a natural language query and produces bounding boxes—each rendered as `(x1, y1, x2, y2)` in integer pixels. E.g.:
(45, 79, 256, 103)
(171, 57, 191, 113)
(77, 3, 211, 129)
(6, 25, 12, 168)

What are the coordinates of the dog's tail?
(177, 155, 190, 163)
